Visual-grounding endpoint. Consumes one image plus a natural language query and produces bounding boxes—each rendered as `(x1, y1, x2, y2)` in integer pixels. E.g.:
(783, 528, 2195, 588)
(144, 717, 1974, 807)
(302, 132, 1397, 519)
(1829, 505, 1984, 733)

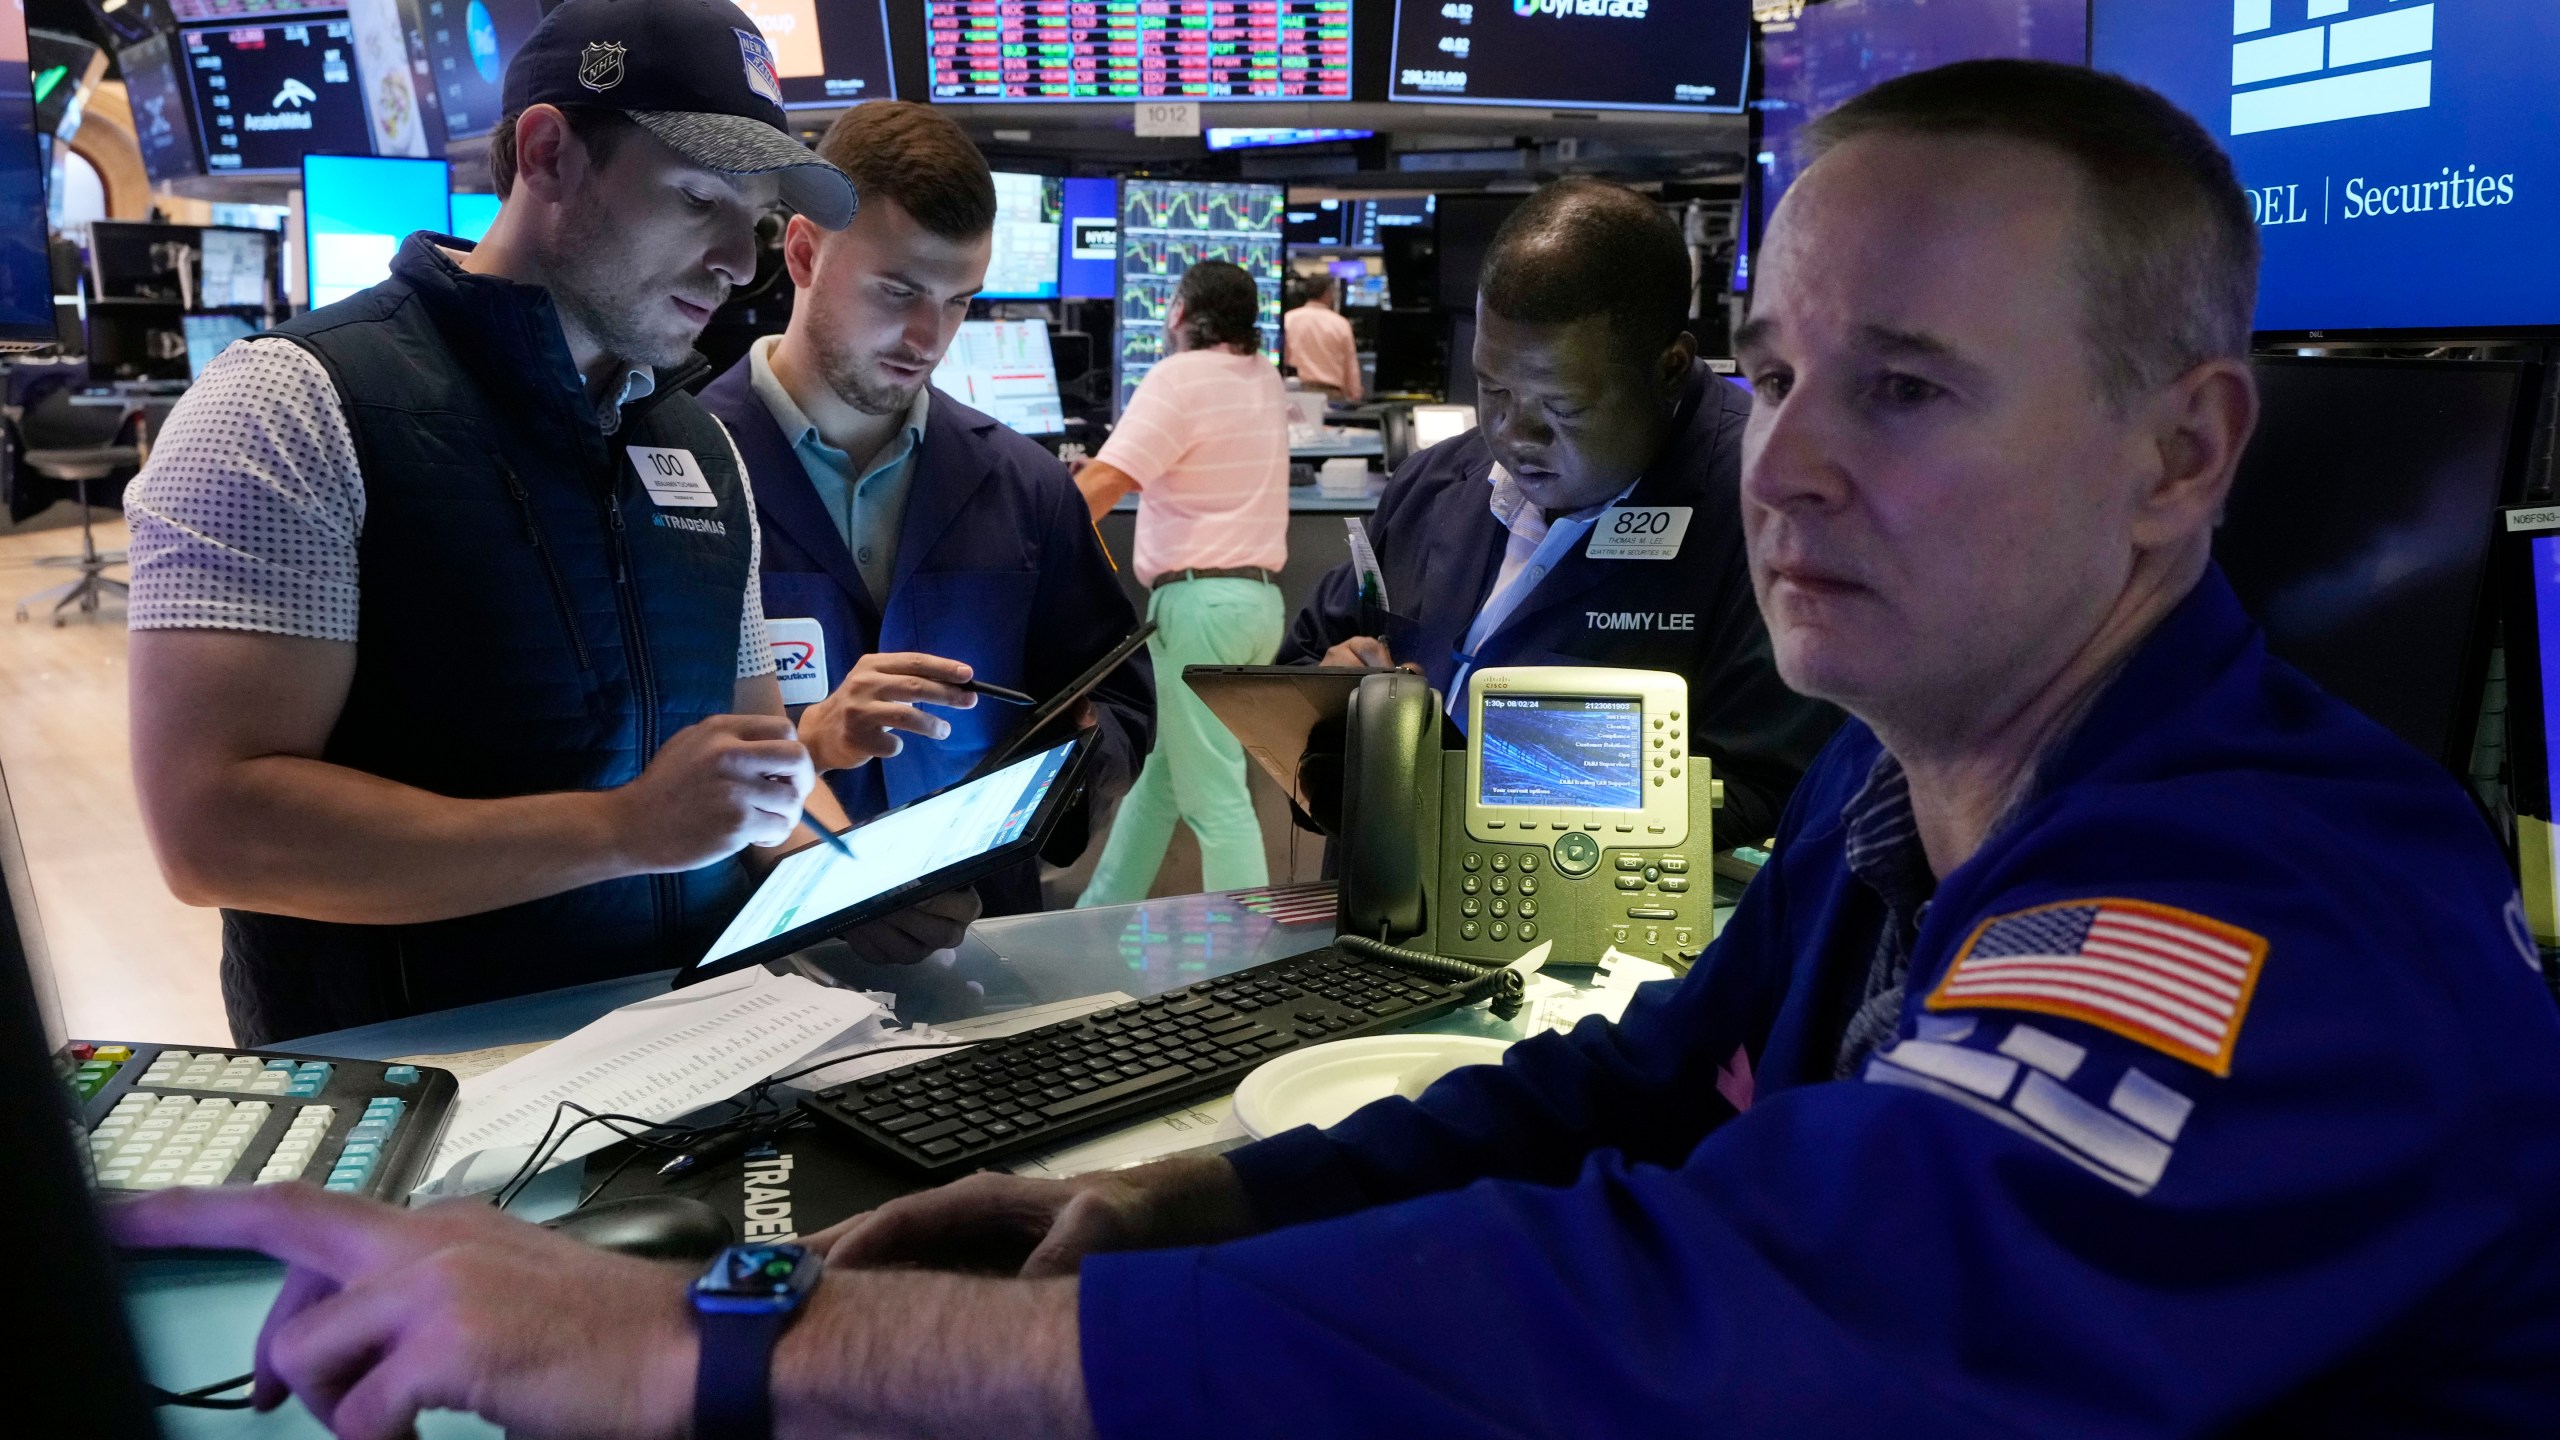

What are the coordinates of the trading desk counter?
(122, 892, 1686, 1437)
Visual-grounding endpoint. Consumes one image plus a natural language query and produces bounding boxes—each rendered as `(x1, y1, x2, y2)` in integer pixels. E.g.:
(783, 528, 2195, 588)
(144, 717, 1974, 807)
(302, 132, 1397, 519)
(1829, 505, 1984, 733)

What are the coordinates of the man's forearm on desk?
(774, 1272, 1094, 1440)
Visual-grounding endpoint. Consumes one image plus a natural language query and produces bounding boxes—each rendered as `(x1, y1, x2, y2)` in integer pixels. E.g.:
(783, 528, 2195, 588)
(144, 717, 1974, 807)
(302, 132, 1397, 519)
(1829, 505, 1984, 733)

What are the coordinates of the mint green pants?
(1078, 577, 1285, 906)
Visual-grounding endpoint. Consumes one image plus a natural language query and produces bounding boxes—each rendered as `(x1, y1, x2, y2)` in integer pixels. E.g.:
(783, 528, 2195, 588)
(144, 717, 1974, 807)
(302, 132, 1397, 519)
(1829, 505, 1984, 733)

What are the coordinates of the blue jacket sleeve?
(1277, 448, 1434, 667)
(1086, 796, 2560, 1436)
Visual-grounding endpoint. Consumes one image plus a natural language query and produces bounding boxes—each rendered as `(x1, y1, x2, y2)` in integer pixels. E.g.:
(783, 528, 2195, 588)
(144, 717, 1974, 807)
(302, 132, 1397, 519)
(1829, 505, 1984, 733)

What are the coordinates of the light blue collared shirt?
(1447, 465, 1637, 719)
(746, 335, 928, 607)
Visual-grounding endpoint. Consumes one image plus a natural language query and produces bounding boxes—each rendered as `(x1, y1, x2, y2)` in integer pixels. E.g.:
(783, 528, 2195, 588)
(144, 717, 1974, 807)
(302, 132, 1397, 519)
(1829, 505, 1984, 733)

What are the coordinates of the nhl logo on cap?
(577, 40, 627, 92)
(734, 28, 783, 106)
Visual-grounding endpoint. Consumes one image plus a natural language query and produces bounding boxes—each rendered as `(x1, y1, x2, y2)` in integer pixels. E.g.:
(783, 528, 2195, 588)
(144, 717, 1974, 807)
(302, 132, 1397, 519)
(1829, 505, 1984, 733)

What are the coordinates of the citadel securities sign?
(2095, 0, 2560, 332)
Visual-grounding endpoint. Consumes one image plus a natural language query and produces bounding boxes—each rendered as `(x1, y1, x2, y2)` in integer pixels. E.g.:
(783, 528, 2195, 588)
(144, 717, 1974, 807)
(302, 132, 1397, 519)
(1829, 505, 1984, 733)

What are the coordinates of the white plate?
(1234, 1034, 1513, 1140)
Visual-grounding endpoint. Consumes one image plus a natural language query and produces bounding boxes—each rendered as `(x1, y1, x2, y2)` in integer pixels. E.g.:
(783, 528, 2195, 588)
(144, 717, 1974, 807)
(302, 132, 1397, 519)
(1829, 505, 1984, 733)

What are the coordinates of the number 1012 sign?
(1135, 101, 1200, 136)
(1584, 505, 1693, 561)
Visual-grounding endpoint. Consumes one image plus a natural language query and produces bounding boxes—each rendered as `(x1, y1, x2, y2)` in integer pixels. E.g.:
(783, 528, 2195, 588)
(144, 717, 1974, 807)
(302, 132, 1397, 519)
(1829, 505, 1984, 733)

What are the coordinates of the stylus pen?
(962, 678, 1037, 706)
(801, 810, 856, 860)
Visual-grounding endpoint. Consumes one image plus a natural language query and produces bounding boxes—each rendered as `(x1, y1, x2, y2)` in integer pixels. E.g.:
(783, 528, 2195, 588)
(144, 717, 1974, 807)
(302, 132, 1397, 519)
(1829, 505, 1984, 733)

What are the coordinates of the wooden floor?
(0, 514, 228, 1044)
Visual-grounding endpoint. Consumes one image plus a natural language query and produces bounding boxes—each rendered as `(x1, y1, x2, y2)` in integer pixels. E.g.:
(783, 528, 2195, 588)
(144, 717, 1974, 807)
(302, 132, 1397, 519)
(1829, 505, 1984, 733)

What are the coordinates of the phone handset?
(1337, 670, 1440, 944)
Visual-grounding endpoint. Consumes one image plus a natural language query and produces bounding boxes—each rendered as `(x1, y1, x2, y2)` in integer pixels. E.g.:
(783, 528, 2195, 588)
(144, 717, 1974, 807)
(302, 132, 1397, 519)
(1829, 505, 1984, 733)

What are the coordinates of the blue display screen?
(303, 154, 450, 308)
(2094, 0, 2560, 334)
(1059, 176, 1118, 300)
(1478, 696, 1644, 810)
(448, 191, 499, 244)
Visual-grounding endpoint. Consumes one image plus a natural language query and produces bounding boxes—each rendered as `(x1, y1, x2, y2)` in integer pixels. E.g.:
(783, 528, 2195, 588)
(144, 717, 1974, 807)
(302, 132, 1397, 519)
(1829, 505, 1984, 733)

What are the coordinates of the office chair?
(13, 390, 173, 626)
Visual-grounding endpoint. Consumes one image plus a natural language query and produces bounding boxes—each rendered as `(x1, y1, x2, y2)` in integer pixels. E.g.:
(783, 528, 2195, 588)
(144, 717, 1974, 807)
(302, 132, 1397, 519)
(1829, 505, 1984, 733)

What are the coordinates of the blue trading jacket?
(1080, 567, 2560, 1436)
(1278, 364, 1836, 844)
(697, 362, 1153, 914)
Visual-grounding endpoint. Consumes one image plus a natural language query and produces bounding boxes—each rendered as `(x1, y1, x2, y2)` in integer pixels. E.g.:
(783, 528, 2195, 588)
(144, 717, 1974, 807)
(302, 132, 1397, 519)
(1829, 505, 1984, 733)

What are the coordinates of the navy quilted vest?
(219, 235, 756, 1044)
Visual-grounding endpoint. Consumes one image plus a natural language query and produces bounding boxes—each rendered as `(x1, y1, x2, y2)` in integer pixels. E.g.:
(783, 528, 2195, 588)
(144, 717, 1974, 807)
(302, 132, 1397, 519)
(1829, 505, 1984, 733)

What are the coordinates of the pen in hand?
(961, 678, 1036, 706)
(800, 809, 856, 859)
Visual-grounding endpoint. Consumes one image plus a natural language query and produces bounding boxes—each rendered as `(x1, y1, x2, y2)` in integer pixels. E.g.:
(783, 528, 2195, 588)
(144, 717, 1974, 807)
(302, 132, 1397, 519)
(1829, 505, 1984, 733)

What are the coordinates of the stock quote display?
(928, 0, 1351, 100)
(1389, 0, 1749, 111)
(1115, 181, 1285, 413)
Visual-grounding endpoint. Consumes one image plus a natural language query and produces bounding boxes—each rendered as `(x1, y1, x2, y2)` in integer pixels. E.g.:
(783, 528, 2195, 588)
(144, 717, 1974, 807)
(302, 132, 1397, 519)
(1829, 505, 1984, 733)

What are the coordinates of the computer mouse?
(540, 1195, 735, 1262)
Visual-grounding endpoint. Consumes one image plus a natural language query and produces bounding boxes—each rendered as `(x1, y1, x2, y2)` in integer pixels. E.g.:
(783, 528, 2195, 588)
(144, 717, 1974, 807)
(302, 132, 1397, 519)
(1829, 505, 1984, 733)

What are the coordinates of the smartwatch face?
(698, 1244, 812, 1300)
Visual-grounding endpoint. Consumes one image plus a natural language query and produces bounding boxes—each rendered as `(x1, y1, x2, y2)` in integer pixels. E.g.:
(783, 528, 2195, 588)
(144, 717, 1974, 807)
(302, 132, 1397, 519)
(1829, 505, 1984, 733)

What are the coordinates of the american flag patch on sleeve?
(1923, 899, 2269, 1076)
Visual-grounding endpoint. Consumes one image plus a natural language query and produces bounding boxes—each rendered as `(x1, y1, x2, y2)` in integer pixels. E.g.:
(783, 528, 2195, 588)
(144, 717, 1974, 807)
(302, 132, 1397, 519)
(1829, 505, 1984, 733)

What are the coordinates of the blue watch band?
(694, 1304, 787, 1440)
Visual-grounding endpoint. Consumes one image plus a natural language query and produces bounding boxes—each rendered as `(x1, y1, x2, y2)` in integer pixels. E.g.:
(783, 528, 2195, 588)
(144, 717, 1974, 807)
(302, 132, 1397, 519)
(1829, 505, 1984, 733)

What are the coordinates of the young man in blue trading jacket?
(695, 102, 1151, 920)
(1283, 178, 1838, 845)
(114, 63, 2560, 1437)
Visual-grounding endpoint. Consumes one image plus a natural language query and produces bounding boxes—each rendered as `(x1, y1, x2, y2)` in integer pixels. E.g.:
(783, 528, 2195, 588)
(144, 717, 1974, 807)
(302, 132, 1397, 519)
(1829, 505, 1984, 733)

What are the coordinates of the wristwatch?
(690, 1242, 822, 1440)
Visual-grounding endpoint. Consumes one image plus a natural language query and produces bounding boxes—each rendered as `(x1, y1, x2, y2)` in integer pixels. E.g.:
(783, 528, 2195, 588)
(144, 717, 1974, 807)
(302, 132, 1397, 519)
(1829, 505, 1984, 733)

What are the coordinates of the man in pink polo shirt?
(1072, 260, 1291, 903)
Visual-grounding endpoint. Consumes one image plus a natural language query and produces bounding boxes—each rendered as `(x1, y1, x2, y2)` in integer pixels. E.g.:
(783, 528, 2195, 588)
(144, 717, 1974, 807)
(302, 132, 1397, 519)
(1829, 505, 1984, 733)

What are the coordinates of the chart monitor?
(1115, 180, 1283, 413)
(1058, 176, 1117, 299)
(303, 153, 451, 307)
(1389, 0, 1749, 111)
(198, 225, 273, 308)
(182, 18, 373, 173)
(933, 318, 1065, 436)
(982, 171, 1062, 300)
(2093, 0, 2560, 336)
(927, 0, 1352, 101)
(733, 0, 894, 107)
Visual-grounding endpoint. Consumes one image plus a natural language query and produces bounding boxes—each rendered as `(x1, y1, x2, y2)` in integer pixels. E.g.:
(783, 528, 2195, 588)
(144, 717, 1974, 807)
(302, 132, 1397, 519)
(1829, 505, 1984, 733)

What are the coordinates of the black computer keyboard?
(65, 1041, 457, 1200)
(799, 946, 1472, 1173)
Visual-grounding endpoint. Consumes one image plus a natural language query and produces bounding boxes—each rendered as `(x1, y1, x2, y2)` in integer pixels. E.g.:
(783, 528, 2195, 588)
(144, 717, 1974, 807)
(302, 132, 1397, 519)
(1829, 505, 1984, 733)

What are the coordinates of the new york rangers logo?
(736, 29, 783, 105)
(577, 41, 627, 92)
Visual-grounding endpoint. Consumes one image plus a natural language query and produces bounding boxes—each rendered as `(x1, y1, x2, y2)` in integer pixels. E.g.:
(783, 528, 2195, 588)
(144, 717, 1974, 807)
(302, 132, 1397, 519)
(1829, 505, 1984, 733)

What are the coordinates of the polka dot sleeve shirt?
(125, 337, 771, 680)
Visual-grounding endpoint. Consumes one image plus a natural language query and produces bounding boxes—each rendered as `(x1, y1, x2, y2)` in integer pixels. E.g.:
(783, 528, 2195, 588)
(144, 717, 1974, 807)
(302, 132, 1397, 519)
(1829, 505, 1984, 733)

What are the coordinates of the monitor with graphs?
(1115, 181, 1284, 414)
(983, 171, 1062, 300)
(933, 318, 1065, 436)
(927, 0, 1351, 101)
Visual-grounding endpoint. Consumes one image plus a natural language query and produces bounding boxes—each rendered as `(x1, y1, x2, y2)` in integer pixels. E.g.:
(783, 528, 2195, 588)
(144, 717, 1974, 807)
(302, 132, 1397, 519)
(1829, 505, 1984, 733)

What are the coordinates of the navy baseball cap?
(503, 0, 856, 229)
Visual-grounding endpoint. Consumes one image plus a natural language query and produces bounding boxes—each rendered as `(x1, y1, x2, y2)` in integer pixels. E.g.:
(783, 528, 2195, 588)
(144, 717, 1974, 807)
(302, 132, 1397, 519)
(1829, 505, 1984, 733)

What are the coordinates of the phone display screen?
(1477, 696, 1644, 810)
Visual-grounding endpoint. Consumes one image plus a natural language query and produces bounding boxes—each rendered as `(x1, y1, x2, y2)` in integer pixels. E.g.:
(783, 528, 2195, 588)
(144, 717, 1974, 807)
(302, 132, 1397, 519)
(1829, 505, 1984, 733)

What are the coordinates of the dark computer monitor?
(982, 171, 1062, 301)
(0, 0, 56, 349)
(1388, 0, 1749, 111)
(180, 17, 375, 174)
(1432, 193, 1520, 313)
(2494, 511, 2560, 949)
(119, 30, 206, 185)
(1058, 177, 1117, 300)
(1284, 200, 1350, 249)
(2213, 356, 2544, 773)
(2094, 0, 2560, 338)
(0, 759, 158, 1432)
(303, 153, 451, 307)
(1751, 0, 2088, 293)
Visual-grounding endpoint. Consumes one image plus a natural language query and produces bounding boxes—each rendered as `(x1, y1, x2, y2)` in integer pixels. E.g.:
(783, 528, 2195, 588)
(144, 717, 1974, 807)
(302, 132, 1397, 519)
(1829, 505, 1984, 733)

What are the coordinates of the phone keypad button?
(1461, 897, 1481, 918)
(1461, 921, 1481, 941)
(1490, 876, 1509, 896)
(1489, 922, 1509, 941)
(1518, 900, 1538, 919)
(1490, 854, 1510, 873)
(1490, 899, 1508, 918)
(1461, 852, 1482, 872)
(1518, 853, 1539, 873)
(1462, 874, 1481, 895)
(1615, 854, 1644, 872)
(1518, 877, 1536, 896)
(1518, 922, 1538, 941)
(1659, 856, 1688, 873)
(1643, 866, 1660, 883)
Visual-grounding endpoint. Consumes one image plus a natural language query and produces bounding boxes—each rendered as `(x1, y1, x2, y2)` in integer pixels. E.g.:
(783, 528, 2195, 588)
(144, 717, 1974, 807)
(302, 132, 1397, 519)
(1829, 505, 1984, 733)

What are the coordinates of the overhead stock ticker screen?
(2095, 0, 2560, 334)
(928, 0, 1352, 101)
(182, 19, 372, 172)
(1390, 0, 1750, 111)
(1115, 181, 1283, 412)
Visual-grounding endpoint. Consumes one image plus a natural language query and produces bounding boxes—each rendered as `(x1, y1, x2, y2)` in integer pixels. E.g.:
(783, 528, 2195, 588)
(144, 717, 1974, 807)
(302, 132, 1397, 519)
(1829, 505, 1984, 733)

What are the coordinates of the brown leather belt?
(1149, 566, 1279, 590)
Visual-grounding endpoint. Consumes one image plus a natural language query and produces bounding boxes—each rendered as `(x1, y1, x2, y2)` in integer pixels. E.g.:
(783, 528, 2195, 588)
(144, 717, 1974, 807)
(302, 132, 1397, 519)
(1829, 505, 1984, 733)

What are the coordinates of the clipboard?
(1184, 664, 1398, 815)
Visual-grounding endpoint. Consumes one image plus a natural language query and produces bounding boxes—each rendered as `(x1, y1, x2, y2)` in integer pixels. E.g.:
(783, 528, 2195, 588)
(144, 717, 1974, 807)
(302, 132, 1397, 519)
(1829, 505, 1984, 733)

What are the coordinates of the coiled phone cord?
(1333, 934, 1528, 1022)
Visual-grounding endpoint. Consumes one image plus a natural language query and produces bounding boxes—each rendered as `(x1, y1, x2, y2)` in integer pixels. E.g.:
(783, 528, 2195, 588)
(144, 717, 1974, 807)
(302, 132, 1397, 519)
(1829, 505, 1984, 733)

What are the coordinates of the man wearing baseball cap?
(119, 0, 966, 1046)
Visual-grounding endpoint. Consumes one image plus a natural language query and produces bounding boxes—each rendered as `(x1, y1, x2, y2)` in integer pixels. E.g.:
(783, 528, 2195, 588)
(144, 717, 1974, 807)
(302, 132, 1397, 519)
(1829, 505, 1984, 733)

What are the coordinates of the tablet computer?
(963, 620, 1157, 783)
(675, 734, 1091, 988)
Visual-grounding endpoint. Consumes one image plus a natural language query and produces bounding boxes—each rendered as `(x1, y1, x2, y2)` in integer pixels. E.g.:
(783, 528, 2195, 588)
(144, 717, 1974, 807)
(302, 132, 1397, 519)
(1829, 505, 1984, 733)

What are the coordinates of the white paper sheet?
(426, 968, 887, 1184)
